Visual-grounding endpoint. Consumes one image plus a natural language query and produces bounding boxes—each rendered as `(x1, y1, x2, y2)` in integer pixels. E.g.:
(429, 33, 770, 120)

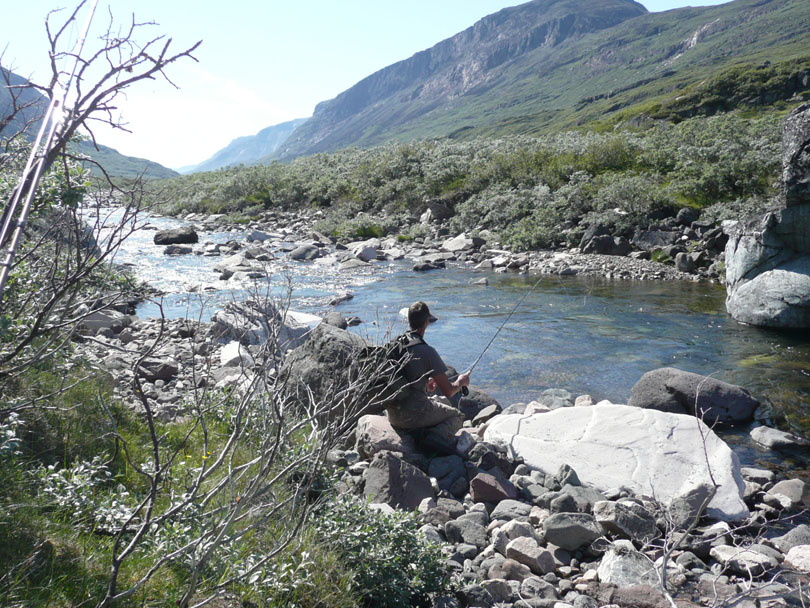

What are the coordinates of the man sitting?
(386, 301, 470, 446)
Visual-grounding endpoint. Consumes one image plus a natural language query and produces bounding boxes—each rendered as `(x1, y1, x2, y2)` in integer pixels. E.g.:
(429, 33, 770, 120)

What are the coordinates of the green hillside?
(278, 0, 810, 157)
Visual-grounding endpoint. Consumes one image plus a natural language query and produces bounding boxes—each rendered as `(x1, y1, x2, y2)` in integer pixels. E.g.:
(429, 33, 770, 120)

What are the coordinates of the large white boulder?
(484, 404, 748, 522)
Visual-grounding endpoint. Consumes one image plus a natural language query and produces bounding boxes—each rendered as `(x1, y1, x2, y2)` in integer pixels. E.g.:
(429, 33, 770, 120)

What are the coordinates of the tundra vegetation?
(155, 112, 783, 250)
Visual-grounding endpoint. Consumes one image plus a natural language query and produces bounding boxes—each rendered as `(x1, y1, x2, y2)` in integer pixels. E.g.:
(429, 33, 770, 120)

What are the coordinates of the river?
(95, 207, 810, 472)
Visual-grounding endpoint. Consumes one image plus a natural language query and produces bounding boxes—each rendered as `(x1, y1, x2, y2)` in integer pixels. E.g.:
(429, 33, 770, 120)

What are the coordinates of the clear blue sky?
(3, 1, 729, 168)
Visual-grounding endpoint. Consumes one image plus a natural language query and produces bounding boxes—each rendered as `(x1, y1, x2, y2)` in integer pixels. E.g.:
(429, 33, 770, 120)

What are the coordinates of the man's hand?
(427, 377, 437, 393)
(456, 372, 471, 387)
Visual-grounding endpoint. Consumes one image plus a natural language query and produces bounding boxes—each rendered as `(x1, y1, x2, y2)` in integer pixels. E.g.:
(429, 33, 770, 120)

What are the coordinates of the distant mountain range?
(265, 0, 810, 160)
(178, 118, 308, 174)
(0, 69, 177, 179)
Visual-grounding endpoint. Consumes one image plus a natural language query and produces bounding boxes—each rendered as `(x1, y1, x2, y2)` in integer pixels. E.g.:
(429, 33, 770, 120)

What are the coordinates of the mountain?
(277, 0, 810, 160)
(181, 118, 308, 173)
(0, 68, 178, 179)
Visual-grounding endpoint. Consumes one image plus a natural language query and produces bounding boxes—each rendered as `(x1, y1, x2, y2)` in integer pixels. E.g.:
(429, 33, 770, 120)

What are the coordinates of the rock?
(724, 108, 810, 329)
(348, 240, 379, 262)
(445, 519, 489, 549)
(506, 537, 556, 575)
(709, 545, 779, 577)
(488, 558, 533, 582)
(628, 367, 759, 424)
(426, 201, 455, 221)
(784, 545, 810, 572)
(470, 471, 518, 503)
(456, 584, 495, 608)
(484, 404, 749, 522)
(490, 499, 533, 522)
(675, 252, 695, 273)
(339, 258, 371, 271)
(593, 583, 670, 608)
(677, 208, 700, 226)
(289, 244, 322, 260)
(137, 358, 179, 382)
(575, 395, 595, 407)
(597, 545, 660, 588)
(413, 261, 444, 272)
(767, 479, 810, 508)
(219, 341, 254, 368)
(442, 234, 485, 253)
(750, 425, 807, 450)
(632, 230, 679, 251)
(520, 576, 560, 600)
(741, 467, 775, 485)
(458, 386, 501, 421)
(782, 101, 810, 206)
(473, 404, 502, 425)
(79, 309, 128, 336)
(355, 415, 419, 461)
(153, 226, 198, 245)
(772, 524, 810, 552)
(542, 513, 601, 551)
(211, 300, 311, 348)
(322, 311, 349, 329)
(582, 235, 631, 257)
(593, 501, 661, 544)
(362, 451, 434, 510)
(247, 230, 273, 242)
(429, 455, 468, 496)
(163, 244, 193, 255)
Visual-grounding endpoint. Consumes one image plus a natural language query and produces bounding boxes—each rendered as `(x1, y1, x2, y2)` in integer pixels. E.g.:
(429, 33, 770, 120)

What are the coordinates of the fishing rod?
(459, 274, 545, 396)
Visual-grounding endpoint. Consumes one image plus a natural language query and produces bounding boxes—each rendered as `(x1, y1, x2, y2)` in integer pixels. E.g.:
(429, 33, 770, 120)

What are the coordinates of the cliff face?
(278, 0, 648, 159)
(276, 0, 810, 161)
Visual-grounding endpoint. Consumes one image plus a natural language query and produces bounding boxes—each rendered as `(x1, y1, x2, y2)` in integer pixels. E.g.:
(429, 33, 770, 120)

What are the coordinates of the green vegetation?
(155, 112, 783, 250)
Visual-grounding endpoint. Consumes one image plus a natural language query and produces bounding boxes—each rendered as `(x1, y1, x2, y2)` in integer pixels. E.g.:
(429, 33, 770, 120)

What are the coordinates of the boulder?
(782, 101, 810, 206)
(628, 367, 759, 424)
(153, 226, 198, 245)
(79, 309, 128, 336)
(772, 524, 810, 553)
(289, 244, 322, 260)
(355, 415, 419, 461)
(767, 479, 810, 509)
(750, 425, 807, 450)
(163, 245, 193, 255)
(470, 470, 518, 503)
(425, 201, 455, 221)
(594, 500, 660, 544)
(348, 239, 380, 262)
(211, 300, 311, 349)
(490, 499, 533, 523)
(457, 386, 501, 421)
(709, 545, 779, 577)
(785, 545, 810, 573)
(442, 234, 485, 253)
(137, 357, 179, 382)
(542, 512, 601, 551)
(484, 404, 749, 522)
(632, 229, 679, 251)
(429, 455, 468, 496)
(597, 545, 660, 588)
(362, 451, 434, 510)
(219, 341, 254, 368)
(445, 519, 489, 549)
(582, 235, 631, 256)
(505, 537, 556, 575)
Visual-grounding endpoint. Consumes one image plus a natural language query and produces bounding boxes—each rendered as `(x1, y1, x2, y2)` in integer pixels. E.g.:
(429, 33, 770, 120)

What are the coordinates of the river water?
(96, 208, 810, 472)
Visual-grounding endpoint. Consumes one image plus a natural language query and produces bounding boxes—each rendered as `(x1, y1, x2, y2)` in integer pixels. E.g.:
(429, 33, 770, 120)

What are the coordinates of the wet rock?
(485, 404, 749, 522)
(363, 451, 434, 510)
(750, 425, 807, 450)
(628, 367, 759, 424)
(289, 244, 322, 260)
(163, 244, 193, 255)
(154, 226, 198, 245)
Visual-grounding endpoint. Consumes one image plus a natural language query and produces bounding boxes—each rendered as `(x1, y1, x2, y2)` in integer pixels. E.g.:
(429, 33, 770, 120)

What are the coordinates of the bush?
(312, 497, 450, 608)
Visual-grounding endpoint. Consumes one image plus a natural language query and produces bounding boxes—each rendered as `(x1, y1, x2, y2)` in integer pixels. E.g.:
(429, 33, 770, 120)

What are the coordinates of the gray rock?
(594, 500, 661, 544)
(429, 455, 467, 496)
(458, 386, 501, 421)
(597, 545, 660, 588)
(628, 367, 759, 424)
(542, 513, 601, 551)
(782, 101, 810, 206)
(488, 558, 533, 582)
(582, 235, 631, 256)
(289, 244, 322, 260)
(675, 252, 695, 273)
(520, 576, 560, 600)
(470, 470, 518, 504)
(632, 229, 679, 251)
(456, 584, 495, 608)
(322, 311, 349, 329)
(362, 451, 434, 510)
(137, 357, 179, 382)
(709, 545, 779, 577)
(506, 537, 556, 575)
(445, 519, 489, 549)
(355, 415, 419, 461)
(785, 545, 810, 573)
(154, 226, 198, 245)
(490, 499, 533, 522)
(484, 405, 749, 522)
(163, 244, 193, 255)
(750, 425, 807, 450)
(768, 478, 810, 508)
(772, 524, 810, 552)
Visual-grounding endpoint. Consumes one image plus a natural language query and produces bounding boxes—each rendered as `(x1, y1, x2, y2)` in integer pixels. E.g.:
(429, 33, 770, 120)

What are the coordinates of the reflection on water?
(97, 208, 810, 468)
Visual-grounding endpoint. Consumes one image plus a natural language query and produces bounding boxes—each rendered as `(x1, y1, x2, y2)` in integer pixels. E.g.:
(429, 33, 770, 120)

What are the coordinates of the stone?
(597, 546, 660, 588)
(784, 545, 810, 572)
(153, 226, 198, 245)
(709, 545, 779, 577)
(219, 341, 254, 368)
(490, 499, 533, 522)
(772, 524, 810, 552)
(628, 367, 759, 424)
(456, 584, 495, 608)
(163, 244, 193, 255)
(211, 300, 312, 348)
(484, 404, 749, 522)
(137, 357, 179, 382)
(340, 258, 371, 271)
(362, 451, 434, 510)
(741, 467, 775, 485)
(429, 455, 467, 496)
(520, 576, 560, 600)
(677, 208, 700, 226)
(445, 519, 489, 549)
(750, 425, 807, 450)
(675, 252, 695, 273)
(458, 386, 501, 421)
(79, 309, 128, 336)
(632, 229, 679, 251)
(593, 501, 661, 544)
(782, 101, 810, 206)
(480, 579, 512, 603)
(348, 240, 379, 262)
(575, 395, 595, 407)
(354, 415, 419, 460)
(419, 524, 444, 544)
(506, 537, 556, 575)
(582, 235, 631, 257)
(322, 311, 349, 329)
(488, 558, 533, 582)
(470, 470, 518, 503)
(542, 513, 602, 551)
(767, 479, 810, 508)
(473, 404, 502, 425)
(442, 234, 485, 253)
(289, 244, 322, 260)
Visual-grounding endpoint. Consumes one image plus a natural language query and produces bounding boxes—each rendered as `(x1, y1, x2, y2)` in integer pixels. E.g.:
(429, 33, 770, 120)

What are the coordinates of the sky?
(3, 0, 730, 169)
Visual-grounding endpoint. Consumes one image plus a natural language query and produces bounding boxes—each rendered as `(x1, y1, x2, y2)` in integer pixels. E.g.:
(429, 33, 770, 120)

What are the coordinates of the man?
(386, 301, 470, 432)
